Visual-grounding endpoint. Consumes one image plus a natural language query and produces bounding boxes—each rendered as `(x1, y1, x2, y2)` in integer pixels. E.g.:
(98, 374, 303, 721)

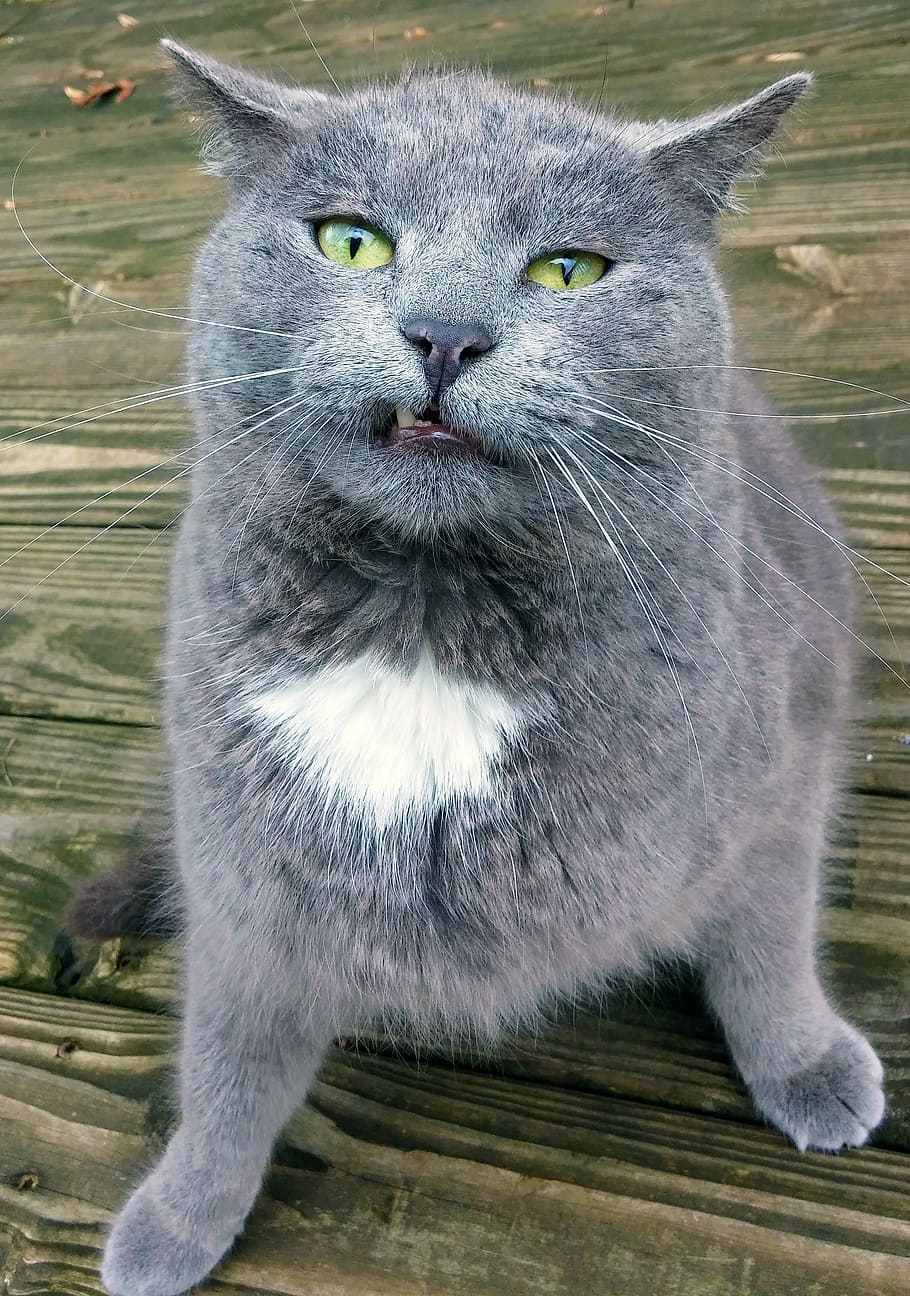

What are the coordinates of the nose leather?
(402, 317, 493, 398)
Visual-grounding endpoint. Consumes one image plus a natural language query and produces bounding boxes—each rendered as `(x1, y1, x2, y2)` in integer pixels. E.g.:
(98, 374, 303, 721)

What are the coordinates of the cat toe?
(750, 1023, 885, 1153)
(101, 1184, 226, 1296)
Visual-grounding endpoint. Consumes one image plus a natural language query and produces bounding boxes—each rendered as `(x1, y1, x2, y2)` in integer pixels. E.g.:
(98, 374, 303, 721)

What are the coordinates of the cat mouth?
(384, 404, 483, 455)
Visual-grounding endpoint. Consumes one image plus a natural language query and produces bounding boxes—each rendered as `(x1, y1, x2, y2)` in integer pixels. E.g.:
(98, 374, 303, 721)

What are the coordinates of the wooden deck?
(1, 1, 909, 1291)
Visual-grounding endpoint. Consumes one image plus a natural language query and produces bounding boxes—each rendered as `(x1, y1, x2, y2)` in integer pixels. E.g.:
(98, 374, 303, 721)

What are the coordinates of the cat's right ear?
(161, 39, 332, 180)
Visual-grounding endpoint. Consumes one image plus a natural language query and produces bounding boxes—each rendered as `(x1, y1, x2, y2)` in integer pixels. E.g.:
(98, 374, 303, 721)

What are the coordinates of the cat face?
(173, 44, 808, 544)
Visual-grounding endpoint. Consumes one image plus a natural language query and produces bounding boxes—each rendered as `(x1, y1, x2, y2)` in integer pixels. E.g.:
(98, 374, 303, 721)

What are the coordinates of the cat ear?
(640, 74, 812, 223)
(161, 39, 331, 179)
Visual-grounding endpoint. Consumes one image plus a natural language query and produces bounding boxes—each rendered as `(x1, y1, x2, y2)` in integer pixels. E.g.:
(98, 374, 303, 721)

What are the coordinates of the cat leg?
(101, 934, 336, 1296)
(701, 845, 885, 1152)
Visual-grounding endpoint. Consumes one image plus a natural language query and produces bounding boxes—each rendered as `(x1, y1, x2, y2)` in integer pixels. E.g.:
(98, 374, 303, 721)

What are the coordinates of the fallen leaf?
(79, 68, 104, 79)
(15, 1172, 39, 1192)
(64, 77, 135, 108)
(404, 26, 429, 39)
(117, 12, 139, 28)
(765, 50, 806, 62)
(64, 84, 98, 105)
(489, 19, 510, 28)
(775, 243, 849, 295)
(532, 77, 552, 87)
(3, 199, 15, 212)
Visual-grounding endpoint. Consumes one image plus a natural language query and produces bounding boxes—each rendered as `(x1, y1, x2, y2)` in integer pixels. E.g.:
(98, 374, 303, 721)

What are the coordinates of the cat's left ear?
(640, 74, 812, 225)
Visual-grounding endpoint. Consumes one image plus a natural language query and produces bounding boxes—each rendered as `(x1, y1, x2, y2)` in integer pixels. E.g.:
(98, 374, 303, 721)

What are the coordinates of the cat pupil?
(559, 256, 576, 285)
(348, 231, 363, 259)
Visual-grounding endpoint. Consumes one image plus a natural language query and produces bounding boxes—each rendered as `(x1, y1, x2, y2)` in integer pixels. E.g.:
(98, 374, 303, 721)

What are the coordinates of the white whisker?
(525, 447, 590, 667)
(545, 445, 709, 820)
(585, 392, 910, 671)
(5, 364, 306, 449)
(549, 431, 770, 759)
(571, 404, 909, 687)
(587, 363, 910, 419)
(10, 150, 300, 344)
(0, 393, 313, 619)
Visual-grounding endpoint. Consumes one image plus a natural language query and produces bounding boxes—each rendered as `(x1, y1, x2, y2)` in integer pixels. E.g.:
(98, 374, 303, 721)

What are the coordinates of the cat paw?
(101, 1182, 233, 1296)
(750, 1022, 885, 1152)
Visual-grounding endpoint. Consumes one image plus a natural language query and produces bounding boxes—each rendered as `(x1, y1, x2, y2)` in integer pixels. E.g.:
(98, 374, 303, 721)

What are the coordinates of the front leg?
(102, 933, 335, 1296)
(702, 840, 885, 1152)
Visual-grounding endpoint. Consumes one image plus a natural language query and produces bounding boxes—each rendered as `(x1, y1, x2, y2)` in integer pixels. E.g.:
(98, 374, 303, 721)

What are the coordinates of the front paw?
(750, 1021, 885, 1152)
(101, 1180, 235, 1296)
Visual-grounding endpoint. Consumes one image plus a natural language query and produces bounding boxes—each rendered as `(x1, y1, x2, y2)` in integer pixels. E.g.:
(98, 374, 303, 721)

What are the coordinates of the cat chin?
(324, 447, 526, 544)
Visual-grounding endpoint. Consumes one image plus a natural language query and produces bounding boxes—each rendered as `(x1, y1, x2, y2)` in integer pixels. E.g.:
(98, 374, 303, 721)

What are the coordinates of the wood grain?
(1, 1, 909, 1293)
(1, 988, 909, 1296)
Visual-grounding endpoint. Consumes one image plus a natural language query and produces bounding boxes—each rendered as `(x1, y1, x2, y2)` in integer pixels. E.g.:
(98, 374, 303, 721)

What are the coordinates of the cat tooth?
(395, 406, 418, 429)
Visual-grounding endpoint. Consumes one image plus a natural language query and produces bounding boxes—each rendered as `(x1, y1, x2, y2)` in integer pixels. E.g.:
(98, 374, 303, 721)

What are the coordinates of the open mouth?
(384, 404, 482, 454)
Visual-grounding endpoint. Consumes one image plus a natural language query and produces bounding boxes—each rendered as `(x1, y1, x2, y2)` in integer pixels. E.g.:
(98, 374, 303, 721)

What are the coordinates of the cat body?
(86, 44, 884, 1296)
(167, 386, 842, 1031)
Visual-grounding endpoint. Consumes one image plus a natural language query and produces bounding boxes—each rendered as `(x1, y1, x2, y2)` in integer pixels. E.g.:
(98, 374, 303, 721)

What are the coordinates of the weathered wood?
(1, 988, 910, 1296)
(0, 527, 166, 725)
(0, 714, 167, 995)
(2, 1, 910, 1292)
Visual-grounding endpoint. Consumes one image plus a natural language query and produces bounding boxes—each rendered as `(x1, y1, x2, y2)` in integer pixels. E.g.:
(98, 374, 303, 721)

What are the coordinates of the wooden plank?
(0, 714, 171, 997)
(0, 988, 909, 1296)
(0, 526, 166, 725)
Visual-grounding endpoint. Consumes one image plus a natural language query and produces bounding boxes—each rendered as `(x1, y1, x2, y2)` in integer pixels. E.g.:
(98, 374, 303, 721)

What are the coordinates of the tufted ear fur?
(640, 73, 812, 226)
(161, 39, 332, 179)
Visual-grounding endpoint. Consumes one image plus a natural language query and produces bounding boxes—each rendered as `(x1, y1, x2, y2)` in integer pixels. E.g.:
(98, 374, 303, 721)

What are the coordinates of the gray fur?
(97, 44, 885, 1296)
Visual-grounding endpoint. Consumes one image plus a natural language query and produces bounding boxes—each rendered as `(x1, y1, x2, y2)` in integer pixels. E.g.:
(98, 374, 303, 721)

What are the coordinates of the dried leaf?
(79, 68, 104, 79)
(15, 1172, 39, 1192)
(117, 12, 139, 28)
(775, 243, 849, 295)
(765, 51, 806, 62)
(404, 26, 429, 39)
(64, 78, 135, 108)
(3, 199, 15, 213)
(64, 84, 95, 104)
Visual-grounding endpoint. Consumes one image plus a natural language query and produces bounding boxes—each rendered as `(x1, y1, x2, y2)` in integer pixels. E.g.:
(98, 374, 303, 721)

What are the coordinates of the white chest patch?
(249, 648, 525, 825)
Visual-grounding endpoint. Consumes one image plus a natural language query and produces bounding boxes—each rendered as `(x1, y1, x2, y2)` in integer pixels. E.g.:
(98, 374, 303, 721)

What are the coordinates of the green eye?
(316, 218, 394, 270)
(526, 250, 609, 291)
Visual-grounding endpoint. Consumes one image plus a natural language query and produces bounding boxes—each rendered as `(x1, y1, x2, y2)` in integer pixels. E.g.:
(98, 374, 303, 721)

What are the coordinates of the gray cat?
(70, 39, 885, 1296)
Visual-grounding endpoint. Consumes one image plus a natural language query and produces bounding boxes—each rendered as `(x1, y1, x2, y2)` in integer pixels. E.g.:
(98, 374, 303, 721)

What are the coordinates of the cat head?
(166, 40, 809, 547)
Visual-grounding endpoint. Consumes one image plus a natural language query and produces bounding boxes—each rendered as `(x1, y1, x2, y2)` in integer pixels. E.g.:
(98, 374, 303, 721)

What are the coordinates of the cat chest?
(249, 648, 525, 825)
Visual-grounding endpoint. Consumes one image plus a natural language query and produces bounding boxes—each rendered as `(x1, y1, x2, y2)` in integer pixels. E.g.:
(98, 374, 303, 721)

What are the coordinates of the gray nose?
(402, 317, 493, 399)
